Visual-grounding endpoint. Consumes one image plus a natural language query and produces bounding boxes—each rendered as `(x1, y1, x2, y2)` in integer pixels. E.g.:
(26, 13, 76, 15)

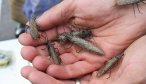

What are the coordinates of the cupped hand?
(19, 0, 146, 79)
(21, 35, 146, 84)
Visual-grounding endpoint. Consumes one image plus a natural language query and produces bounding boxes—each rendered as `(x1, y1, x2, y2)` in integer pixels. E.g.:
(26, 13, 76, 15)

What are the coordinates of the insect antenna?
(106, 69, 112, 79)
(40, 32, 49, 52)
(131, 2, 143, 17)
(135, 3, 143, 14)
(116, 0, 146, 15)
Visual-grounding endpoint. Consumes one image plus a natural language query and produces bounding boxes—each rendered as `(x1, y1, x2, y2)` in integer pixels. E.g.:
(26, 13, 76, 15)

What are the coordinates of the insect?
(97, 53, 124, 77)
(116, 0, 145, 5)
(57, 29, 92, 43)
(64, 34, 105, 56)
(55, 29, 104, 55)
(26, 16, 40, 39)
(47, 42, 61, 65)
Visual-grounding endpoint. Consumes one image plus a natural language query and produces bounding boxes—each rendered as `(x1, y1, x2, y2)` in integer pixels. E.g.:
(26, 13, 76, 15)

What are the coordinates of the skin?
(18, 0, 146, 83)
(21, 35, 146, 84)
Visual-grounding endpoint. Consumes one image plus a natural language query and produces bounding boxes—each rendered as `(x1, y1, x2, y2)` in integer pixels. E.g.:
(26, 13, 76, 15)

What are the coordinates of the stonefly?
(27, 16, 40, 40)
(47, 42, 61, 65)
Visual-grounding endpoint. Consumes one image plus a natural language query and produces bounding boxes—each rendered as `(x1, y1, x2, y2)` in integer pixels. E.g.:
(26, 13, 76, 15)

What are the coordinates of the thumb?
(36, 0, 75, 30)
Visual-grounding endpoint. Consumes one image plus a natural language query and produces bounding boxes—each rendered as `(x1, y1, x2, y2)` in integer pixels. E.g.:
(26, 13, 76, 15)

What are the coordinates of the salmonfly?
(65, 34, 105, 56)
(97, 53, 124, 77)
(47, 42, 61, 65)
(26, 16, 40, 40)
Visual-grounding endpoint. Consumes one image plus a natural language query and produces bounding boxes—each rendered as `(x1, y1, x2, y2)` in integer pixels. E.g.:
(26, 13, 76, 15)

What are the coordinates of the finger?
(21, 46, 38, 62)
(19, 26, 71, 46)
(111, 35, 146, 84)
(36, 0, 75, 30)
(21, 66, 64, 84)
(20, 43, 76, 62)
(32, 56, 51, 71)
(21, 46, 49, 61)
(46, 51, 108, 79)
(31, 53, 78, 71)
(21, 66, 37, 78)
(20, 43, 73, 62)
(19, 28, 57, 46)
(60, 53, 79, 64)
(80, 74, 92, 81)
(47, 61, 102, 79)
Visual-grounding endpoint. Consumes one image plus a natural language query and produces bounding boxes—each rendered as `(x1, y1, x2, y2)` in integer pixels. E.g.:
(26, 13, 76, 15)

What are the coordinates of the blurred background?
(0, 0, 62, 84)
(0, 1, 29, 84)
(0, 0, 16, 41)
(0, 0, 62, 41)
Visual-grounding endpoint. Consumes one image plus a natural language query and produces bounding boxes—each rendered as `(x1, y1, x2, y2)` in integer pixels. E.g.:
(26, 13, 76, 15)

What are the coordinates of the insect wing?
(28, 17, 40, 39)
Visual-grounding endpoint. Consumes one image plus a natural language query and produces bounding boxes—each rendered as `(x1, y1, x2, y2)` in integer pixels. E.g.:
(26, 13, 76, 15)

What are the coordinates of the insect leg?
(91, 35, 97, 47)
(106, 69, 112, 79)
(135, 3, 143, 14)
(39, 32, 48, 43)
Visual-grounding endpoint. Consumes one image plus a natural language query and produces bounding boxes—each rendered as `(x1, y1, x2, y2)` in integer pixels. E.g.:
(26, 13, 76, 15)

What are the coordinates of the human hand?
(19, 0, 146, 79)
(21, 35, 146, 84)
(89, 35, 146, 84)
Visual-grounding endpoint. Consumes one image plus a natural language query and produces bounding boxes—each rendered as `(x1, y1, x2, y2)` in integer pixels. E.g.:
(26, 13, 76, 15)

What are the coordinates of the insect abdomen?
(47, 43, 61, 65)
(28, 16, 40, 39)
(66, 35, 104, 56)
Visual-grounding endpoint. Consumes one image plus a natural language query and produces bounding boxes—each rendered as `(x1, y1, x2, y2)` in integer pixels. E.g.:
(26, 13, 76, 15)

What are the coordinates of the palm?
(90, 35, 146, 84)
(19, 0, 146, 81)
(21, 35, 146, 84)
(57, 35, 146, 84)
